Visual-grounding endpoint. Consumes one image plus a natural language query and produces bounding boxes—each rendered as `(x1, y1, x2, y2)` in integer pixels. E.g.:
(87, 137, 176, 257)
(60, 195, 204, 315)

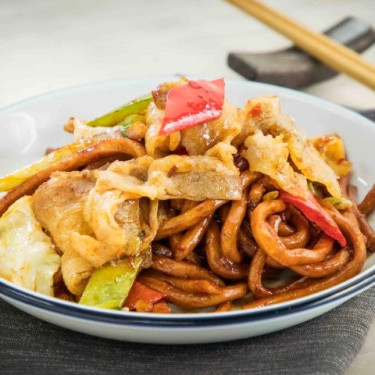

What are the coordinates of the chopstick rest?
(228, 17, 375, 89)
(358, 109, 375, 122)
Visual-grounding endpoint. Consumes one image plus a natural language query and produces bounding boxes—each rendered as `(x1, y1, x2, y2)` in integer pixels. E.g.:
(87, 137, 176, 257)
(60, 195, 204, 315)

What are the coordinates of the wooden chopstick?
(227, 0, 375, 90)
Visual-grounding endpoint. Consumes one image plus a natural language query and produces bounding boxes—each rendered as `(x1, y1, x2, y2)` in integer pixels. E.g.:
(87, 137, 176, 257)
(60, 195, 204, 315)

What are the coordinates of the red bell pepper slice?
(159, 78, 225, 135)
(279, 190, 346, 246)
(123, 281, 166, 310)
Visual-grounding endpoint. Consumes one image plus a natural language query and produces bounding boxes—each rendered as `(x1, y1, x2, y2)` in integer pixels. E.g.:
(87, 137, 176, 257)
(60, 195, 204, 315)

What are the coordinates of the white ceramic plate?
(0, 77, 374, 343)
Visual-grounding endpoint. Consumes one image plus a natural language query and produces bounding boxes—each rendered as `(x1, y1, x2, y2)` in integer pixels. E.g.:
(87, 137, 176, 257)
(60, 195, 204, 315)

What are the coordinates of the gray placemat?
(0, 286, 374, 375)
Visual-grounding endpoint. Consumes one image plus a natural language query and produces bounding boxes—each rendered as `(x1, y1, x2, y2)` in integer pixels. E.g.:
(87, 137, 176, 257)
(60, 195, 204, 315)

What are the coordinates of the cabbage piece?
(0, 196, 60, 296)
(96, 154, 242, 201)
(32, 171, 96, 295)
(240, 96, 342, 198)
(180, 101, 242, 155)
(95, 156, 158, 200)
(233, 95, 280, 147)
(253, 107, 342, 198)
(61, 248, 93, 297)
(148, 154, 241, 200)
(243, 131, 308, 198)
(76, 190, 151, 266)
(73, 118, 122, 141)
(311, 134, 352, 177)
(145, 99, 241, 158)
(32, 171, 151, 271)
(275, 113, 342, 198)
(145, 101, 181, 158)
(204, 142, 238, 171)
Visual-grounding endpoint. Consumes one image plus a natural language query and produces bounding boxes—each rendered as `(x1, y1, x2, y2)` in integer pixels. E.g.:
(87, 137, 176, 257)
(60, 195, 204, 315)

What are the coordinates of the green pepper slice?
(79, 256, 143, 309)
(0, 137, 100, 192)
(88, 94, 152, 128)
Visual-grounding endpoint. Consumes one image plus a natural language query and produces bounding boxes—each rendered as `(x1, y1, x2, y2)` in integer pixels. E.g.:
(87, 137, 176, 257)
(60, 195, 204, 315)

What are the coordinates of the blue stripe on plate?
(1, 260, 374, 323)
(1, 273, 374, 328)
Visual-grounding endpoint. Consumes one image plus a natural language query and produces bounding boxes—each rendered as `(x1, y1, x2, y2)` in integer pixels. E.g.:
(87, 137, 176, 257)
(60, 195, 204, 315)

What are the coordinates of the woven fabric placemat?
(1, 286, 374, 375)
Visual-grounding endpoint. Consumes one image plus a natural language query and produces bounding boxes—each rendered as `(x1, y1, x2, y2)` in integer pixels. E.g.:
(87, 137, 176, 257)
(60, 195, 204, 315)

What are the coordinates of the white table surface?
(0, 0, 374, 373)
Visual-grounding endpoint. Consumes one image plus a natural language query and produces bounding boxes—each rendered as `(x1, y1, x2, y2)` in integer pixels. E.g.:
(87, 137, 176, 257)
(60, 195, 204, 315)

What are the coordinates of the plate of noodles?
(0, 76, 374, 343)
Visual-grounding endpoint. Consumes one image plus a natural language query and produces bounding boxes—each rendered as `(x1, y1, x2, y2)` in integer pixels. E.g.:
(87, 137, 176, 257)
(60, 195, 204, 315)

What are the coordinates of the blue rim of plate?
(0, 77, 374, 326)
(1, 273, 374, 328)
(0, 261, 374, 323)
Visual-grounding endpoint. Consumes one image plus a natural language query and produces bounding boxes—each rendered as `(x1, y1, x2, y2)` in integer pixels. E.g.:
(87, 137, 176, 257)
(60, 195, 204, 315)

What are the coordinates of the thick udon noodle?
(0, 84, 374, 314)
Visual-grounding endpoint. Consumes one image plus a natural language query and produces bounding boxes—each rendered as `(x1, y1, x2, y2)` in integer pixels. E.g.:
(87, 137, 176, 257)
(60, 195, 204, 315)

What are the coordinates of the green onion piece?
(120, 114, 145, 137)
(79, 256, 143, 309)
(120, 114, 145, 127)
(307, 180, 322, 198)
(324, 196, 352, 210)
(262, 191, 279, 201)
(88, 94, 152, 128)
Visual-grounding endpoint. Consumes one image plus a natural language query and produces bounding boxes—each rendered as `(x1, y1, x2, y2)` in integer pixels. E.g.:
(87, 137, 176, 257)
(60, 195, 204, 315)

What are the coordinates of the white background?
(0, 1, 374, 373)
